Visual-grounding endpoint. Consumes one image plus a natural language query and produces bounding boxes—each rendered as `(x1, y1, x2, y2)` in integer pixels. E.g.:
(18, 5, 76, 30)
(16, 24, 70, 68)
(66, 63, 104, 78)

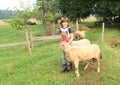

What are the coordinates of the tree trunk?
(45, 22, 55, 36)
(51, 22, 55, 35)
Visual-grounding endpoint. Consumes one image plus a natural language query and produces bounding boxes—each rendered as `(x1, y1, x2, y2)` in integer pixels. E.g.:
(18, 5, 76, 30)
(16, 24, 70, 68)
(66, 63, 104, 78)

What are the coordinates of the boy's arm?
(56, 29, 61, 34)
(68, 33, 74, 44)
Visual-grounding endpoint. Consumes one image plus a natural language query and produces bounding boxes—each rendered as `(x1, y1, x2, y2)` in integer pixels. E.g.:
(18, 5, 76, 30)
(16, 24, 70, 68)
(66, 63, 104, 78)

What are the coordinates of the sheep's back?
(65, 44, 101, 61)
(71, 39, 90, 46)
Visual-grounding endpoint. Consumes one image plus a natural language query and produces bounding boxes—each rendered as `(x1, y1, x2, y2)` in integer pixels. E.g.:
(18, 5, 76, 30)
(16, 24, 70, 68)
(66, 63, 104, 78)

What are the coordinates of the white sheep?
(74, 31, 85, 40)
(70, 39, 90, 46)
(70, 39, 95, 64)
(60, 42, 102, 77)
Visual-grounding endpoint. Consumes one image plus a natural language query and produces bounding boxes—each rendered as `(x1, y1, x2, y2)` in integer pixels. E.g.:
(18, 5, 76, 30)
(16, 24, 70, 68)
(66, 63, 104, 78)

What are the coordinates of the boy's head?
(61, 17, 70, 28)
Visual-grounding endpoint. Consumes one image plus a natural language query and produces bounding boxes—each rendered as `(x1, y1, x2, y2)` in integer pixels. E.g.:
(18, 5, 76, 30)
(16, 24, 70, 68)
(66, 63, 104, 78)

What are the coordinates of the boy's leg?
(62, 51, 72, 72)
(62, 51, 68, 72)
(66, 61, 72, 71)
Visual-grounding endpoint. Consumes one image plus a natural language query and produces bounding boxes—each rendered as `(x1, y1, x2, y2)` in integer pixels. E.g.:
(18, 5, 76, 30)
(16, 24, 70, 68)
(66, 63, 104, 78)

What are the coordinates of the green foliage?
(37, 0, 60, 14)
(59, 0, 120, 21)
(59, 0, 95, 19)
(10, 10, 32, 30)
(91, 0, 120, 20)
(19, 11, 31, 23)
(36, 0, 60, 23)
(45, 12, 61, 23)
(10, 10, 33, 30)
(32, 6, 42, 21)
(10, 1, 34, 30)
(10, 19, 24, 30)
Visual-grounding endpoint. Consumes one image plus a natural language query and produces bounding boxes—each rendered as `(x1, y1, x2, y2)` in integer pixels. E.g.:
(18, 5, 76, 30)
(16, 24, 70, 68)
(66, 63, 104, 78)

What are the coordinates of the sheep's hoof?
(97, 70, 100, 73)
(76, 74, 80, 77)
(84, 68, 87, 70)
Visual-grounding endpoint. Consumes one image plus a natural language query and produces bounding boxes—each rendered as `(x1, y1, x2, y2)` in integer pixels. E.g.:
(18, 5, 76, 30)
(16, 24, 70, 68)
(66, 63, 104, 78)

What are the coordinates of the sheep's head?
(74, 31, 85, 40)
(60, 41, 70, 50)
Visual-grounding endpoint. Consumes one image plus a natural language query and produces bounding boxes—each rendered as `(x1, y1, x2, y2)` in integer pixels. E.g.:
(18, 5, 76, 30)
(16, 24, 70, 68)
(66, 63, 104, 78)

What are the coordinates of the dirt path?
(0, 35, 61, 47)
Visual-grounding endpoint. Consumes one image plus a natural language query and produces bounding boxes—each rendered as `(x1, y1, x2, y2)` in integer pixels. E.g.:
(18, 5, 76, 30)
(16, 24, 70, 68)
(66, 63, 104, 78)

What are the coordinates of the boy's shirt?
(59, 27, 72, 42)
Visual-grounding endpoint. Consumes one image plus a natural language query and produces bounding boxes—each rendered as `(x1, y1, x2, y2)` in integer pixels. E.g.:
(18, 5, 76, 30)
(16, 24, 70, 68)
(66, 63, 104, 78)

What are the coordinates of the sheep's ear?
(61, 44, 64, 47)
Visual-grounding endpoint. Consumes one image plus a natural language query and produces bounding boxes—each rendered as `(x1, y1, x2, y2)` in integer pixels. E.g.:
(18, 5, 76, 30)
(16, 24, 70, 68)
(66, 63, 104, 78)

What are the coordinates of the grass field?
(0, 24, 45, 44)
(0, 23, 120, 85)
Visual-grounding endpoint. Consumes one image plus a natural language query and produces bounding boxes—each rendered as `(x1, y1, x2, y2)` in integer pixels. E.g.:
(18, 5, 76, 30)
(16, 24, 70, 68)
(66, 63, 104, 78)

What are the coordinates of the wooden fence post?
(25, 29, 32, 56)
(30, 28, 33, 48)
(76, 17, 79, 31)
(102, 22, 105, 43)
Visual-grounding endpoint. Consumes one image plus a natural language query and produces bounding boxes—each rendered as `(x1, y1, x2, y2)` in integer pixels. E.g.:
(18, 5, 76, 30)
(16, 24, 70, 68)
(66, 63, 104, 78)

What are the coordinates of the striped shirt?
(60, 27, 72, 42)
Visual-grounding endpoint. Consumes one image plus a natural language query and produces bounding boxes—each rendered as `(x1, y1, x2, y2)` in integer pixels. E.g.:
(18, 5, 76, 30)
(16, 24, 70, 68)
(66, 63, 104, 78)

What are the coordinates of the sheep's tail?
(92, 58, 96, 62)
(92, 51, 102, 63)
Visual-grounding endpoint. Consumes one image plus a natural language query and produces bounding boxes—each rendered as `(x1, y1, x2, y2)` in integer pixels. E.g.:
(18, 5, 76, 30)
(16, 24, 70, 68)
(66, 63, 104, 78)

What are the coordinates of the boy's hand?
(68, 41, 72, 45)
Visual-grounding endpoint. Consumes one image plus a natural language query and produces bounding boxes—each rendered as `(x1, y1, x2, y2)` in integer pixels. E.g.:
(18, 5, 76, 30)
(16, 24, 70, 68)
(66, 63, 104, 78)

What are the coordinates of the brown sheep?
(74, 31, 85, 40)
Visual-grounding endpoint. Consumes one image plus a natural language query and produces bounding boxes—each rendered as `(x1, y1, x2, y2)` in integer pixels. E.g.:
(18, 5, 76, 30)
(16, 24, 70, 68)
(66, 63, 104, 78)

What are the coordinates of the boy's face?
(62, 21, 69, 28)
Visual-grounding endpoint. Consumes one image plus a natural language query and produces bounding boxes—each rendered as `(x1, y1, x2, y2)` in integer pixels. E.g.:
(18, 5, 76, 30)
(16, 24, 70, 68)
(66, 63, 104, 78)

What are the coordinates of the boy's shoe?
(62, 64, 69, 73)
(67, 62, 72, 71)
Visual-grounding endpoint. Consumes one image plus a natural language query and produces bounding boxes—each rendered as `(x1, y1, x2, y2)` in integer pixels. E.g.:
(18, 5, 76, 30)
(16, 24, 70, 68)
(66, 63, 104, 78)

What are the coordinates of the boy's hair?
(60, 17, 70, 25)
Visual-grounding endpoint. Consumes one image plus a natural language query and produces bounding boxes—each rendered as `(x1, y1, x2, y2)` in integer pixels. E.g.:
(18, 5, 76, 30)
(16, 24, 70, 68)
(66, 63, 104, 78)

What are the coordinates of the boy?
(59, 17, 74, 72)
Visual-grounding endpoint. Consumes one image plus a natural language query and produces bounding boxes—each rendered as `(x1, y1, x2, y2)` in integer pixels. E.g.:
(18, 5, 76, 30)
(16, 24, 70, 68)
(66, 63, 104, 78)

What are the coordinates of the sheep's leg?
(74, 61, 79, 77)
(84, 60, 90, 70)
(97, 59, 100, 73)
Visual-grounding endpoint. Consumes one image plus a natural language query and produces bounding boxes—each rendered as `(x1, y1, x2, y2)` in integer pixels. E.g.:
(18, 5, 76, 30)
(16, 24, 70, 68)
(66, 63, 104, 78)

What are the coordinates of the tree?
(10, 2, 35, 56)
(59, 0, 96, 30)
(32, 5, 43, 23)
(0, 10, 15, 19)
(36, 0, 61, 35)
(59, 0, 120, 26)
(93, 1, 120, 23)
(36, 0, 61, 23)
(59, 0, 97, 19)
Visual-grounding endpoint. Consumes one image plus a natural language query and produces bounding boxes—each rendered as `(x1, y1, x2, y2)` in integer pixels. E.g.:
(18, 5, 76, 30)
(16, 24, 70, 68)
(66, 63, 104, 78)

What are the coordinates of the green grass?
(0, 23, 120, 85)
(0, 24, 45, 44)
